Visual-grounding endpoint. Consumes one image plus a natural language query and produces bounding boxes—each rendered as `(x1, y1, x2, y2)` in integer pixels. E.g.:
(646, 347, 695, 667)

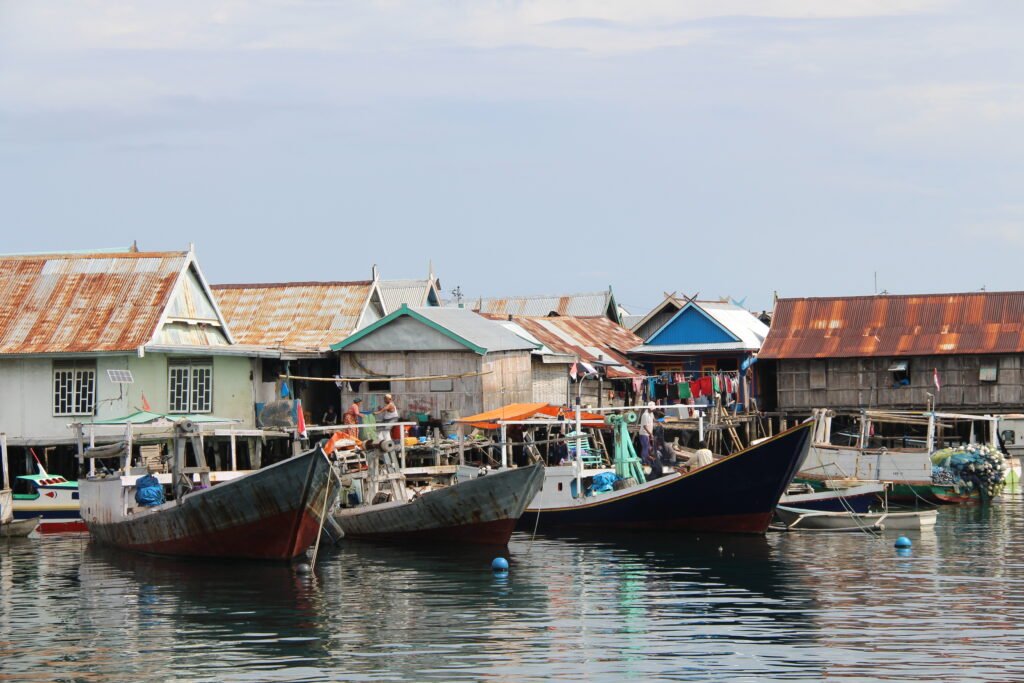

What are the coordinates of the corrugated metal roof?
(474, 291, 615, 319)
(496, 315, 642, 378)
(630, 300, 768, 355)
(759, 291, 1024, 360)
(0, 251, 190, 354)
(212, 281, 374, 353)
(379, 279, 438, 311)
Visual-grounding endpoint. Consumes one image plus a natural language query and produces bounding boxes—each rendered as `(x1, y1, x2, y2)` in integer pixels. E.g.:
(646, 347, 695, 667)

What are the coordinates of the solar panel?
(107, 369, 135, 384)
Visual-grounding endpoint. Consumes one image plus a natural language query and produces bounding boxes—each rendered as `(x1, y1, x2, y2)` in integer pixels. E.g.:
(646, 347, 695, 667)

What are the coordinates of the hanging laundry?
(677, 381, 692, 400)
(698, 376, 713, 397)
(647, 378, 657, 399)
(632, 377, 643, 393)
(712, 374, 721, 394)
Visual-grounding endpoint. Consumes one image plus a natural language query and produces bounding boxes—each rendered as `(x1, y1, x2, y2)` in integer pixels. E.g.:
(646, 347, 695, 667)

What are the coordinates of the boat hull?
(775, 505, 938, 531)
(81, 448, 335, 560)
(1, 516, 41, 537)
(780, 483, 883, 513)
(518, 423, 812, 535)
(335, 463, 544, 545)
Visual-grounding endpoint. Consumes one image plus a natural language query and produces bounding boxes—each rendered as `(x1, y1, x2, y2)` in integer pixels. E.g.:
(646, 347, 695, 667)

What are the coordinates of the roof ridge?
(477, 291, 608, 301)
(776, 290, 1024, 303)
(212, 280, 373, 289)
(0, 250, 188, 261)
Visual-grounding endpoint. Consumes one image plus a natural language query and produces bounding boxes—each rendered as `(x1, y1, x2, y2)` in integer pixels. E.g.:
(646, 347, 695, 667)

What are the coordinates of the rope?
(308, 465, 334, 572)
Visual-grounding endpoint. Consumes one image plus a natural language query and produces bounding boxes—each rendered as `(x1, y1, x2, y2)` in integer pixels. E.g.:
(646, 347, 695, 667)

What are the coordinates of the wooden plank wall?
(339, 350, 484, 421)
(777, 354, 1024, 412)
(480, 350, 534, 412)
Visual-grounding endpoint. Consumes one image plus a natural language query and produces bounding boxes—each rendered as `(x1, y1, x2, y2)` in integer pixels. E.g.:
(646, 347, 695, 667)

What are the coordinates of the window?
(367, 380, 391, 392)
(168, 359, 213, 413)
(53, 362, 96, 416)
(980, 361, 998, 382)
(888, 360, 910, 387)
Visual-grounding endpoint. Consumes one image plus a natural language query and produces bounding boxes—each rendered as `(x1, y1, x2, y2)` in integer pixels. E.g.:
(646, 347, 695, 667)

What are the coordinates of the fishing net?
(930, 445, 1008, 501)
(360, 412, 378, 442)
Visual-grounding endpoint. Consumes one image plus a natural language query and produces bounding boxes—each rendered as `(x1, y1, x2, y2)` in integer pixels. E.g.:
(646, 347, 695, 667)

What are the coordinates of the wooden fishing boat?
(779, 482, 884, 513)
(774, 504, 938, 531)
(2, 516, 41, 537)
(517, 422, 812, 535)
(334, 462, 544, 545)
(80, 424, 337, 561)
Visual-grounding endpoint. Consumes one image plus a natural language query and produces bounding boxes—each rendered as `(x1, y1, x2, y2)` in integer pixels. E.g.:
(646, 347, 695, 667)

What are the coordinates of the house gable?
(646, 303, 740, 347)
(342, 315, 471, 353)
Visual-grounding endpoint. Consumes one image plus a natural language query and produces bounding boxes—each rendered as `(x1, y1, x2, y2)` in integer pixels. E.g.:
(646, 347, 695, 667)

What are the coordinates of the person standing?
(639, 402, 655, 466)
(375, 393, 401, 440)
(321, 404, 338, 425)
(343, 398, 362, 437)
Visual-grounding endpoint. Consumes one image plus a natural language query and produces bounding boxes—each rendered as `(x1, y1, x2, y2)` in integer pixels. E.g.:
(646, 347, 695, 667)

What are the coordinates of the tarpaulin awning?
(458, 403, 606, 430)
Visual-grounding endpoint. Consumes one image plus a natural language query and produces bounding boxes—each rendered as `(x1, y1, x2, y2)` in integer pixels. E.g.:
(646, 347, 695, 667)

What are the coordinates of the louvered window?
(168, 360, 213, 413)
(53, 363, 96, 416)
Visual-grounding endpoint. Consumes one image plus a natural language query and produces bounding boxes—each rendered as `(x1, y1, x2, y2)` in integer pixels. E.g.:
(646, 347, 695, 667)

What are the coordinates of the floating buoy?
(491, 557, 509, 573)
(894, 536, 912, 549)
(295, 563, 312, 574)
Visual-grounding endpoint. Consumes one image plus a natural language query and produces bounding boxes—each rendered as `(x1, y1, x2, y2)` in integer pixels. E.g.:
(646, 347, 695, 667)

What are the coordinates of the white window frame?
(168, 359, 213, 414)
(53, 362, 96, 416)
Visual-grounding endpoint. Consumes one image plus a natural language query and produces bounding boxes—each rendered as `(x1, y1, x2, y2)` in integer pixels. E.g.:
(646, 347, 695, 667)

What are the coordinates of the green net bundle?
(930, 445, 1008, 501)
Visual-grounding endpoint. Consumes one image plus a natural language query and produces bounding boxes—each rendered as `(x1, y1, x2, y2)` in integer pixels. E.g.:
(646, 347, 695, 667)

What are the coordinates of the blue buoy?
(491, 557, 509, 573)
(894, 536, 912, 549)
(896, 548, 913, 557)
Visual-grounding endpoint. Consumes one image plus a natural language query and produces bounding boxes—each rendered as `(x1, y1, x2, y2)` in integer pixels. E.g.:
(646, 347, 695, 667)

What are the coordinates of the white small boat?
(2, 516, 41, 537)
(774, 504, 938, 532)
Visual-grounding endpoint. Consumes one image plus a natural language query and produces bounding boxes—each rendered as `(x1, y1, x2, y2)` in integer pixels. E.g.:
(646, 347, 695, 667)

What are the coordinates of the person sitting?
(690, 440, 714, 471)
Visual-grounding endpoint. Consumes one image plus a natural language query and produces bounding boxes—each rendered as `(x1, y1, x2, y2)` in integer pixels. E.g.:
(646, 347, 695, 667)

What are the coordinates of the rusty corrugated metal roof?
(496, 315, 642, 378)
(759, 292, 1024, 359)
(0, 251, 190, 354)
(475, 291, 615, 320)
(212, 281, 375, 353)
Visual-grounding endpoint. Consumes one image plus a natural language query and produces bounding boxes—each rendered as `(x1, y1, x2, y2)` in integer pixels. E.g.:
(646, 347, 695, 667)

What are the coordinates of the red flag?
(933, 368, 941, 391)
(569, 362, 578, 381)
(296, 399, 308, 439)
(141, 392, 151, 411)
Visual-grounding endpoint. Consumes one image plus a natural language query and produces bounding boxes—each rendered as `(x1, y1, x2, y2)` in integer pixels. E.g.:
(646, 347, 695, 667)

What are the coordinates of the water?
(3, 502, 1024, 682)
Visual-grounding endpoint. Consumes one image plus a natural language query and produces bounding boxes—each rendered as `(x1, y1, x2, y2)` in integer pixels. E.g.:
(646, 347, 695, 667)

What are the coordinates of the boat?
(1, 436, 47, 537)
(79, 420, 337, 560)
(800, 409, 1014, 504)
(779, 482, 884, 513)
(334, 459, 545, 545)
(11, 469, 86, 533)
(2, 516, 41, 537)
(517, 422, 813, 534)
(774, 504, 937, 532)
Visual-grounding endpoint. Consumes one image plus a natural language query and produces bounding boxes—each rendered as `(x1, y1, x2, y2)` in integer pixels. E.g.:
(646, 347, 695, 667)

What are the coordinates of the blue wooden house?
(628, 298, 769, 408)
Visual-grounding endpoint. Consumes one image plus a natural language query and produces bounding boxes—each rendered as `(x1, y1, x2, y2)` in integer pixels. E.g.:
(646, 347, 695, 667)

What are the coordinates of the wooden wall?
(480, 350, 534, 412)
(532, 360, 569, 406)
(776, 354, 1024, 413)
(339, 350, 484, 421)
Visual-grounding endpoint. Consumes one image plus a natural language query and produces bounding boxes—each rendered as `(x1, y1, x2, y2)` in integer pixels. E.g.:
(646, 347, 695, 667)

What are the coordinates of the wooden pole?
(230, 430, 237, 471)
(1, 433, 8, 491)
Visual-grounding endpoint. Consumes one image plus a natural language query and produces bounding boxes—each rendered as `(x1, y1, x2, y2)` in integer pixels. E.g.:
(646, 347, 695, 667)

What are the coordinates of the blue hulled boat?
(519, 422, 813, 535)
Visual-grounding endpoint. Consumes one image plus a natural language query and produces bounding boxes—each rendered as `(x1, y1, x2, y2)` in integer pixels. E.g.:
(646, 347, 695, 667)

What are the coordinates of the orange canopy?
(458, 403, 606, 430)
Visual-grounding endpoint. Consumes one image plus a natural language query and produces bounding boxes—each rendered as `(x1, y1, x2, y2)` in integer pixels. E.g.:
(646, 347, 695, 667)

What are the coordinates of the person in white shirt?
(639, 402, 656, 465)
(691, 440, 714, 470)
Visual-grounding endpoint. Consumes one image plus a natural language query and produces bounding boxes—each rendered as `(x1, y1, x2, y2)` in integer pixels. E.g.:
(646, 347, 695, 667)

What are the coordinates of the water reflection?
(1, 503, 1024, 681)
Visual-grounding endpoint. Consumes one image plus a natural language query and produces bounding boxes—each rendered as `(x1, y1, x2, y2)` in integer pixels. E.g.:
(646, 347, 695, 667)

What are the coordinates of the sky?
(2, 1, 1023, 314)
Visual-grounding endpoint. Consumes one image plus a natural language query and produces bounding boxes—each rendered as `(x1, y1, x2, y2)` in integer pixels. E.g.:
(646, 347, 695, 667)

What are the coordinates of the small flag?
(296, 399, 307, 440)
(141, 392, 151, 411)
(934, 368, 941, 391)
(281, 382, 291, 399)
(579, 361, 597, 376)
(569, 362, 578, 381)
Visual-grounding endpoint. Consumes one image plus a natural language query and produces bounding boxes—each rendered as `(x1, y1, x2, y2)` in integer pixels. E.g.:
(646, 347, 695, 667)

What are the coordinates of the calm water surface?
(3, 501, 1024, 682)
